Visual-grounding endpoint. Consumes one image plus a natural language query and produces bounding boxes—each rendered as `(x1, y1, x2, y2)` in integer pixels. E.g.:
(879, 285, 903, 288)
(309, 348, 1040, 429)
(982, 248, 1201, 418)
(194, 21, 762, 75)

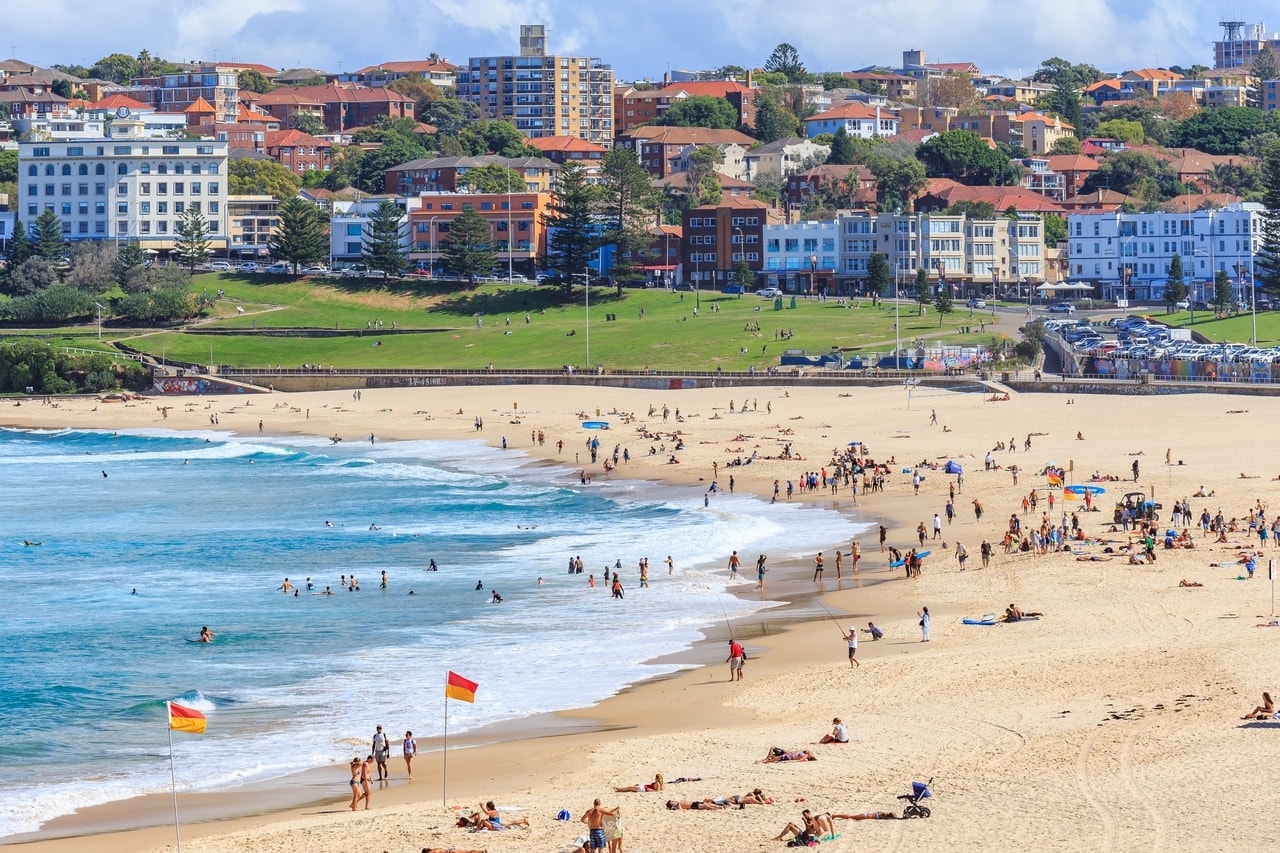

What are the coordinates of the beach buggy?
(898, 778, 933, 819)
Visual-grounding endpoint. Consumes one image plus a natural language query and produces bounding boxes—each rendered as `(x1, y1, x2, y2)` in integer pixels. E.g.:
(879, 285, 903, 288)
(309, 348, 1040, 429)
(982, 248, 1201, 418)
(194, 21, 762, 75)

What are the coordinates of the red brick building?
(256, 83, 413, 132)
(264, 129, 332, 173)
(614, 79, 758, 136)
(681, 197, 780, 288)
(616, 126, 756, 178)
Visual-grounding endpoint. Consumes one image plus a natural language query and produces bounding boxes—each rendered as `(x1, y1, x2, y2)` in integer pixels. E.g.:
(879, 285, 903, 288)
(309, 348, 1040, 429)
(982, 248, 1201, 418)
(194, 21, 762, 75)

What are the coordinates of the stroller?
(897, 778, 933, 819)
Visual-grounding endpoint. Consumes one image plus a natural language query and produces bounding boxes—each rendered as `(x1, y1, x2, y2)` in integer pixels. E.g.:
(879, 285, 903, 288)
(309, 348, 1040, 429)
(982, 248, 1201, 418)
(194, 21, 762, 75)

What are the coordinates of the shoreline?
(7, 384, 1280, 852)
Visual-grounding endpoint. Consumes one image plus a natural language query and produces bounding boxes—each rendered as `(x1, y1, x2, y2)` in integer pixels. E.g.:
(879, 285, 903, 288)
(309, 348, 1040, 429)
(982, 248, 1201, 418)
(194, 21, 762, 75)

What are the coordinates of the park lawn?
(141, 284, 1005, 371)
(1161, 308, 1280, 346)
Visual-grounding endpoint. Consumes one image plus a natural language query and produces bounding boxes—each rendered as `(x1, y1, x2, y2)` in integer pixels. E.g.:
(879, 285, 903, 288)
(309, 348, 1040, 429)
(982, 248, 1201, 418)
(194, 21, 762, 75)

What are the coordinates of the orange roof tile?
(184, 96, 215, 114)
(526, 135, 610, 154)
(91, 93, 151, 112)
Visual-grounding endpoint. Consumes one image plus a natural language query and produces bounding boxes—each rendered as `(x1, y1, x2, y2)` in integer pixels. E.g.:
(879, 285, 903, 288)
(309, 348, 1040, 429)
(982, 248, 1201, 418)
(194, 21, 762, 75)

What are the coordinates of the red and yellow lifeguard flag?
(168, 701, 207, 734)
(1047, 471, 1063, 487)
(445, 671, 478, 703)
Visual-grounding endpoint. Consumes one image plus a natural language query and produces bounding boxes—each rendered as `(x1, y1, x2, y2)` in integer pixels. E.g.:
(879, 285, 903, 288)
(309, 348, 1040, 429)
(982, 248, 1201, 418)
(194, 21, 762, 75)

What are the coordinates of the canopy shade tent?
(943, 460, 963, 474)
(1036, 282, 1094, 292)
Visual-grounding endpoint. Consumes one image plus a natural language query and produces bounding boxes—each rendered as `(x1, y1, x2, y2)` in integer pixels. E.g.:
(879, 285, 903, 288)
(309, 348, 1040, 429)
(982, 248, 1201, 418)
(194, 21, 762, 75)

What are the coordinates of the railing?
(62, 347, 143, 362)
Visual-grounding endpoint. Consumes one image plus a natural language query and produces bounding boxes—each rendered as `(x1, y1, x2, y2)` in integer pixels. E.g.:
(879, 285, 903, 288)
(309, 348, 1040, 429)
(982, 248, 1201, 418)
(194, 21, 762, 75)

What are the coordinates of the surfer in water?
(199, 626, 215, 643)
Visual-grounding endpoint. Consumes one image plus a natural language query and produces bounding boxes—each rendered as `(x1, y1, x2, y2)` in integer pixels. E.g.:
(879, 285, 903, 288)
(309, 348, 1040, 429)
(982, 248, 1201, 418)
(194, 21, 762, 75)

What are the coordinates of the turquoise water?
(0, 428, 865, 836)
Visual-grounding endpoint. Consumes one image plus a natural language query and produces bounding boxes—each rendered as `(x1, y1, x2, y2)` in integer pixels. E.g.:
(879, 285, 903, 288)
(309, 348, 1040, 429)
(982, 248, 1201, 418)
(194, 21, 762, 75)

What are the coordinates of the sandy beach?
(8, 382, 1280, 852)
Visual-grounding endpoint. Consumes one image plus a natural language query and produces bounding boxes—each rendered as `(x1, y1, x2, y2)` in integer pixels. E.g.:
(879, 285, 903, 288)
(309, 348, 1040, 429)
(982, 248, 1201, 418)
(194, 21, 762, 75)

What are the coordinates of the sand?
(8, 383, 1280, 852)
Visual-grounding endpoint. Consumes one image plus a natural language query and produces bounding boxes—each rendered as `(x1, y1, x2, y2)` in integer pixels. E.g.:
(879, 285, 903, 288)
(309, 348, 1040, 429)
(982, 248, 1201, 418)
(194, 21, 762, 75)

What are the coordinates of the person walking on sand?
(348, 758, 363, 810)
(956, 541, 968, 570)
(842, 626, 860, 668)
(919, 607, 931, 642)
(812, 552, 825, 582)
(359, 754, 373, 809)
(834, 549, 843, 578)
(402, 731, 416, 779)
(728, 550, 742, 580)
(755, 554, 768, 590)
(372, 725, 390, 780)
(851, 540, 861, 572)
(727, 639, 745, 681)
(879, 525, 887, 552)
(933, 513, 942, 539)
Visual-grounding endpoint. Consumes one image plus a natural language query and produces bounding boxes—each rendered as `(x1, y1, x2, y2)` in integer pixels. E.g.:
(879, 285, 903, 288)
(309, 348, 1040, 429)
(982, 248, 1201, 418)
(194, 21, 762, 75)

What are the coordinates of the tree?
(916, 130, 1006, 185)
(458, 120, 539, 158)
(915, 268, 931, 314)
(1250, 48, 1280, 109)
(0, 149, 16, 184)
(686, 145, 725, 207)
(6, 217, 32, 268)
(115, 243, 151, 292)
(388, 75, 443, 119)
(699, 65, 748, 81)
(1044, 214, 1067, 246)
(866, 252, 890, 300)
(1049, 136, 1082, 155)
(1082, 151, 1185, 201)
(764, 43, 806, 83)
(291, 113, 327, 136)
(173, 207, 212, 271)
(1048, 79, 1083, 130)
(229, 157, 303, 199)
(1208, 161, 1263, 196)
(424, 96, 479, 136)
(1160, 91, 1200, 122)
(654, 95, 739, 129)
(868, 154, 927, 212)
(1164, 253, 1187, 311)
(63, 242, 115, 294)
(268, 197, 329, 272)
(3, 257, 57, 296)
(1168, 106, 1265, 155)
(238, 69, 275, 94)
(543, 163, 600, 297)
(922, 74, 977, 110)
(441, 206, 497, 285)
(1255, 140, 1280, 298)
(827, 127, 856, 165)
(733, 257, 754, 290)
(361, 199, 408, 276)
(934, 285, 953, 326)
(88, 53, 139, 84)
(459, 163, 525, 194)
(32, 209, 65, 262)
(600, 148, 660, 295)
(1032, 57, 1106, 88)
(752, 92, 801, 142)
(1212, 268, 1234, 313)
(1095, 118, 1145, 145)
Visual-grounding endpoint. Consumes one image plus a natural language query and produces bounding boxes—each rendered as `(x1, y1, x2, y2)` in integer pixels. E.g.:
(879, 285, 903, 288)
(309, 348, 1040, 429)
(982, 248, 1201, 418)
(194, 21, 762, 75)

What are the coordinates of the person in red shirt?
(726, 639, 745, 682)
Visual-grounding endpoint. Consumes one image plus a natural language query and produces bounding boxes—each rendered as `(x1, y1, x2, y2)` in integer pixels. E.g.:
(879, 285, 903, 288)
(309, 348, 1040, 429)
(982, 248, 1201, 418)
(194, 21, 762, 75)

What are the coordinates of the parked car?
(966, 297, 987, 309)
(1046, 302, 1074, 314)
(756, 287, 782, 298)
(236, 262, 259, 273)
(264, 262, 290, 274)
(209, 260, 232, 271)
(301, 265, 329, 275)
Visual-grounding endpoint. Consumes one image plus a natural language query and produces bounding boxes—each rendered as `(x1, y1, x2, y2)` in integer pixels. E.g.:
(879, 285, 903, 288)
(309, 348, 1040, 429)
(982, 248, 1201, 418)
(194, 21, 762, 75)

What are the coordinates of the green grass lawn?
(136, 277, 1008, 370)
(1156, 306, 1280, 346)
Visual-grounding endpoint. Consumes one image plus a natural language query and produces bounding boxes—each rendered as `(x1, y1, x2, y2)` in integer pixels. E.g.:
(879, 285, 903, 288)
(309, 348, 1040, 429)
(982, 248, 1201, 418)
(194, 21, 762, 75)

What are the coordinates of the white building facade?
(1065, 203, 1262, 302)
(16, 119, 228, 252)
(762, 220, 838, 291)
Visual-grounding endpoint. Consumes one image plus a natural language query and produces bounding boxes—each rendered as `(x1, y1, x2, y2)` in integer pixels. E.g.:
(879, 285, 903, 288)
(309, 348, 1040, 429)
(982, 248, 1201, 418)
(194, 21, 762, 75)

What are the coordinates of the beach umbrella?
(943, 460, 963, 474)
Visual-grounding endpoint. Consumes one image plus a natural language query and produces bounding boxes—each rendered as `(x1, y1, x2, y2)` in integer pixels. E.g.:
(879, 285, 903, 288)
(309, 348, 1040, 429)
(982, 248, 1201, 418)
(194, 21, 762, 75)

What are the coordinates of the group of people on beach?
(348, 725, 417, 810)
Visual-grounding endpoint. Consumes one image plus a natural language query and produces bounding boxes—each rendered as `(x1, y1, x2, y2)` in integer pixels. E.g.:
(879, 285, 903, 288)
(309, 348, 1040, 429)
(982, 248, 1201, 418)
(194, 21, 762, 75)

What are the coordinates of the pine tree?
(1250, 48, 1280, 109)
(866, 252, 889, 301)
(828, 127, 856, 165)
(32, 209, 66, 261)
(361, 199, 408, 276)
(116, 242, 150, 291)
(600, 149, 659, 295)
(934, 286, 953, 327)
(1257, 140, 1280, 298)
(1163, 252, 1187, 311)
(441, 206, 497, 285)
(173, 207, 211, 271)
(915, 267, 931, 315)
(269, 197, 329, 273)
(1212, 269, 1234, 313)
(543, 163, 600, 297)
(7, 217, 33, 267)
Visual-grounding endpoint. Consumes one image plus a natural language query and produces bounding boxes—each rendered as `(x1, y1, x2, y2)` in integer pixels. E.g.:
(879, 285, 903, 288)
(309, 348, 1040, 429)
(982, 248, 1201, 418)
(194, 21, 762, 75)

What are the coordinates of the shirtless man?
(581, 799, 615, 852)
(198, 626, 214, 643)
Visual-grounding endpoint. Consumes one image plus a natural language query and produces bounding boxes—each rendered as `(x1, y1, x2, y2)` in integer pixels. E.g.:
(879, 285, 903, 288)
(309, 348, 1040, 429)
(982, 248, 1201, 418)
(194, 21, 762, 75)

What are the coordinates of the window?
(163, 145, 180, 155)
(175, 201, 185, 214)
(32, 147, 50, 157)
(27, 204, 36, 215)
(95, 164, 105, 175)
(208, 164, 219, 174)
(140, 202, 151, 214)
(27, 165, 37, 176)
(158, 183, 167, 195)
(95, 202, 105, 214)
(174, 182, 184, 195)
(45, 165, 55, 176)
(95, 221, 106, 234)
(117, 202, 128, 214)
(117, 164, 127, 175)
(209, 182, 219, 194)
(61, 184, 71, 196)
(78, 183, 88, 196)
(158, 221, 168, 234)
(175, 164, 184, 175)
(78, 202, 88, 215)
(140, 221, 151, 234)
(157, 202, 168, 214)
(191, 164, 201, 175)
(118, 182, 128, 195)
(191, 182, 201, 194)
(114, 146, 132, 155)
(27, 185, 36, 196)
(158, 164, 167, 175)
(61, 203, 71, 215)
(208, 202, 219, 214)
(140, 163, 151, 175)
(45, 183, 54, 195)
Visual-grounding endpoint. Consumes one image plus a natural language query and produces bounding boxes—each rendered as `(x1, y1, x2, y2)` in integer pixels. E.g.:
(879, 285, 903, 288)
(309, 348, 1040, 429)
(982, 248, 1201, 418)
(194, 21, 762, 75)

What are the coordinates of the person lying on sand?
(723, 789, 772, 805)
(1178, 580, 1203, 587)
(1004, 604, 1045, 622)
(665, 799, 726, 810)
(1243, 692, 1275, 720)
(763, 747, 817, 763)
(831, 811, 900, 821)
(422, 848, 488, 853)
(615, 774, 663, 792)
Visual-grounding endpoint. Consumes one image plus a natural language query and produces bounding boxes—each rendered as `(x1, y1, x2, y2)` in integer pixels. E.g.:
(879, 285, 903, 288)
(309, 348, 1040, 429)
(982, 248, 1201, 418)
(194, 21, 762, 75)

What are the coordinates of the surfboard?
(962, 618, 997, 626)
(184, 638, 212, 644)
(890, 549, 932, 568)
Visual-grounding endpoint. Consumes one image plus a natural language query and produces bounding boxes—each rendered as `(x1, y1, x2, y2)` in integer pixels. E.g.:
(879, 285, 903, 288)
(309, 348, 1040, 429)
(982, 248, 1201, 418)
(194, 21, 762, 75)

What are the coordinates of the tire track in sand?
(1075, 727, 1118, 852)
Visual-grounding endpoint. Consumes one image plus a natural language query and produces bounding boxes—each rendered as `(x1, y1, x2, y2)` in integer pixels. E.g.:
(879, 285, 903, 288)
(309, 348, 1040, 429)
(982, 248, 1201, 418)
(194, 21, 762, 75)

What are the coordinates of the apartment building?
(263, 130, 331, 173)
(1065, 204, 1262, 301)
(16, 119, 229, 252)
(255, 83, 413, 133)
(836, 211, 1045, 296)
(406, 191, 554, 277)
(681, 197, 779, 288)
(383, 155, 559, 195)
(761, 220, 839, 294)
(741, 137, 830, 180)
(227, 194, 279, 259)
(613, 79, 758, 136)
(115, 65, 240, 124)
(456, 24, 614, 145)
(840, 72, 918, 101)
(615, 126, 756, 178)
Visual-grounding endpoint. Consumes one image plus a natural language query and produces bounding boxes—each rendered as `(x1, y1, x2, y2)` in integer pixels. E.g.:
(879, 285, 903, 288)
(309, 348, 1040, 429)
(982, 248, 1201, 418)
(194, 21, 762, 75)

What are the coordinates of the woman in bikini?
(1243, 691, 1275, 720)
(359, 755, 373, 810)
(615, 773, 663, 792)
(348, 758, 362, 810)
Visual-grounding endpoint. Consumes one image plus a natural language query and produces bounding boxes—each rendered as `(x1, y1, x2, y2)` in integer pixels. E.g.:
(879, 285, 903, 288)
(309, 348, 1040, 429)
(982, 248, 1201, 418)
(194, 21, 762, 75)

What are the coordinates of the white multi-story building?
(762, 220, 838, 292)
(836, 212, 1045, 296)
(16, 119, 228, 252)
(328, 196, 419, 265)
(1065, 203, 1262, 302)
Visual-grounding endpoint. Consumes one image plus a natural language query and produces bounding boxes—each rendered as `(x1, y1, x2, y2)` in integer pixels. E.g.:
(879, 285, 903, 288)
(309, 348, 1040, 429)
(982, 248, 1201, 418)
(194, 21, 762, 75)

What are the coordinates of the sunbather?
(763, 747, 817, 763)
(830, 811, 900, 820)
(772, 810, 834, 843)
(665, 799, 725, 810)
(615, 773, 663, 792)
(1243, 691, 1275, 720)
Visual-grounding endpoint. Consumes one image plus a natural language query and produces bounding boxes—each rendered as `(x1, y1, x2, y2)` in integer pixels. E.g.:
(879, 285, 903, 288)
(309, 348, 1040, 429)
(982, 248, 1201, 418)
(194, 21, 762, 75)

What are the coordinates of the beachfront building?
(456, 24, 614, 145)
(15, 119, 229, 254)
(406, 191, 554, 278)
(681, 197, 780, 289)
(762, 220, 839, 295)
(227, 195, 279, 260)
(836, 211, 1046, 298)
(1065, 204, 1263, 303)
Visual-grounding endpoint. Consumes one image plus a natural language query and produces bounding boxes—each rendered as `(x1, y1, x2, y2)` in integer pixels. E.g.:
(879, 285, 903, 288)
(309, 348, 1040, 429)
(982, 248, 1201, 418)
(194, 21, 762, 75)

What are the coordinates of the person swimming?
(199, 626, 215, 643)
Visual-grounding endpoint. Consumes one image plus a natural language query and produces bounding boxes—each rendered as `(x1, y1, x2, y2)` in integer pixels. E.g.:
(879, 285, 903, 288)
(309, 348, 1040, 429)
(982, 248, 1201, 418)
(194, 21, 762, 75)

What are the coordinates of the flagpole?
(442, 682, 449, 808)
(167, 706, 182, 853)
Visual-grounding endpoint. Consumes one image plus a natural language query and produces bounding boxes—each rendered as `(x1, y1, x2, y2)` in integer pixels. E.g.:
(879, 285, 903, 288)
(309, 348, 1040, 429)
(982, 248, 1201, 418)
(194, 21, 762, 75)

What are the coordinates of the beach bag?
(556, 808, 571, 821)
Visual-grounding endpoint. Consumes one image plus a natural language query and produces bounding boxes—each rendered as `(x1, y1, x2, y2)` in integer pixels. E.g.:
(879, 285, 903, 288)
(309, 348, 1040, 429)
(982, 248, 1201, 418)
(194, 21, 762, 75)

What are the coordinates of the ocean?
(0, 427, 866, 838)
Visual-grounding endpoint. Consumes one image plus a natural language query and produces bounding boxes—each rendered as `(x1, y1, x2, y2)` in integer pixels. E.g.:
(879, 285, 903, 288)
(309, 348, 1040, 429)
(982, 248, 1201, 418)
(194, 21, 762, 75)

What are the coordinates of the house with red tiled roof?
(89, 93, 151, 114)
(785, 164, 877, 218)
(915, 183, 1067, 215)
(887, 127, 939, 145)
(654, 170, 757, 198)
(1160, 193, 1241, 213)
(1162, 149, 1257, 192)
(804, 102, 899, 139)
(212, 62, 279, 77)
(1044, 154, 1100, 199)
(1083, 79, 1125, 104)
(343, 59, 457, 89)
(1059, 188, 1140, 212)
(614, 78, 758, 134)
(256, 83, 412, 132)
(1120, 68, 1183, 99)
(616, 126, 757, 178)
(183, 96, 216, 129)
(264, 129, 331, 173)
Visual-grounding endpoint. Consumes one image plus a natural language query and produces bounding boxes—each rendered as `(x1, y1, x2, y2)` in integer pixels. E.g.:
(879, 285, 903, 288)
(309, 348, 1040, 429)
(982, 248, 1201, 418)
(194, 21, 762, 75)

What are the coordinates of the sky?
(6, 1, 1280, 82)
